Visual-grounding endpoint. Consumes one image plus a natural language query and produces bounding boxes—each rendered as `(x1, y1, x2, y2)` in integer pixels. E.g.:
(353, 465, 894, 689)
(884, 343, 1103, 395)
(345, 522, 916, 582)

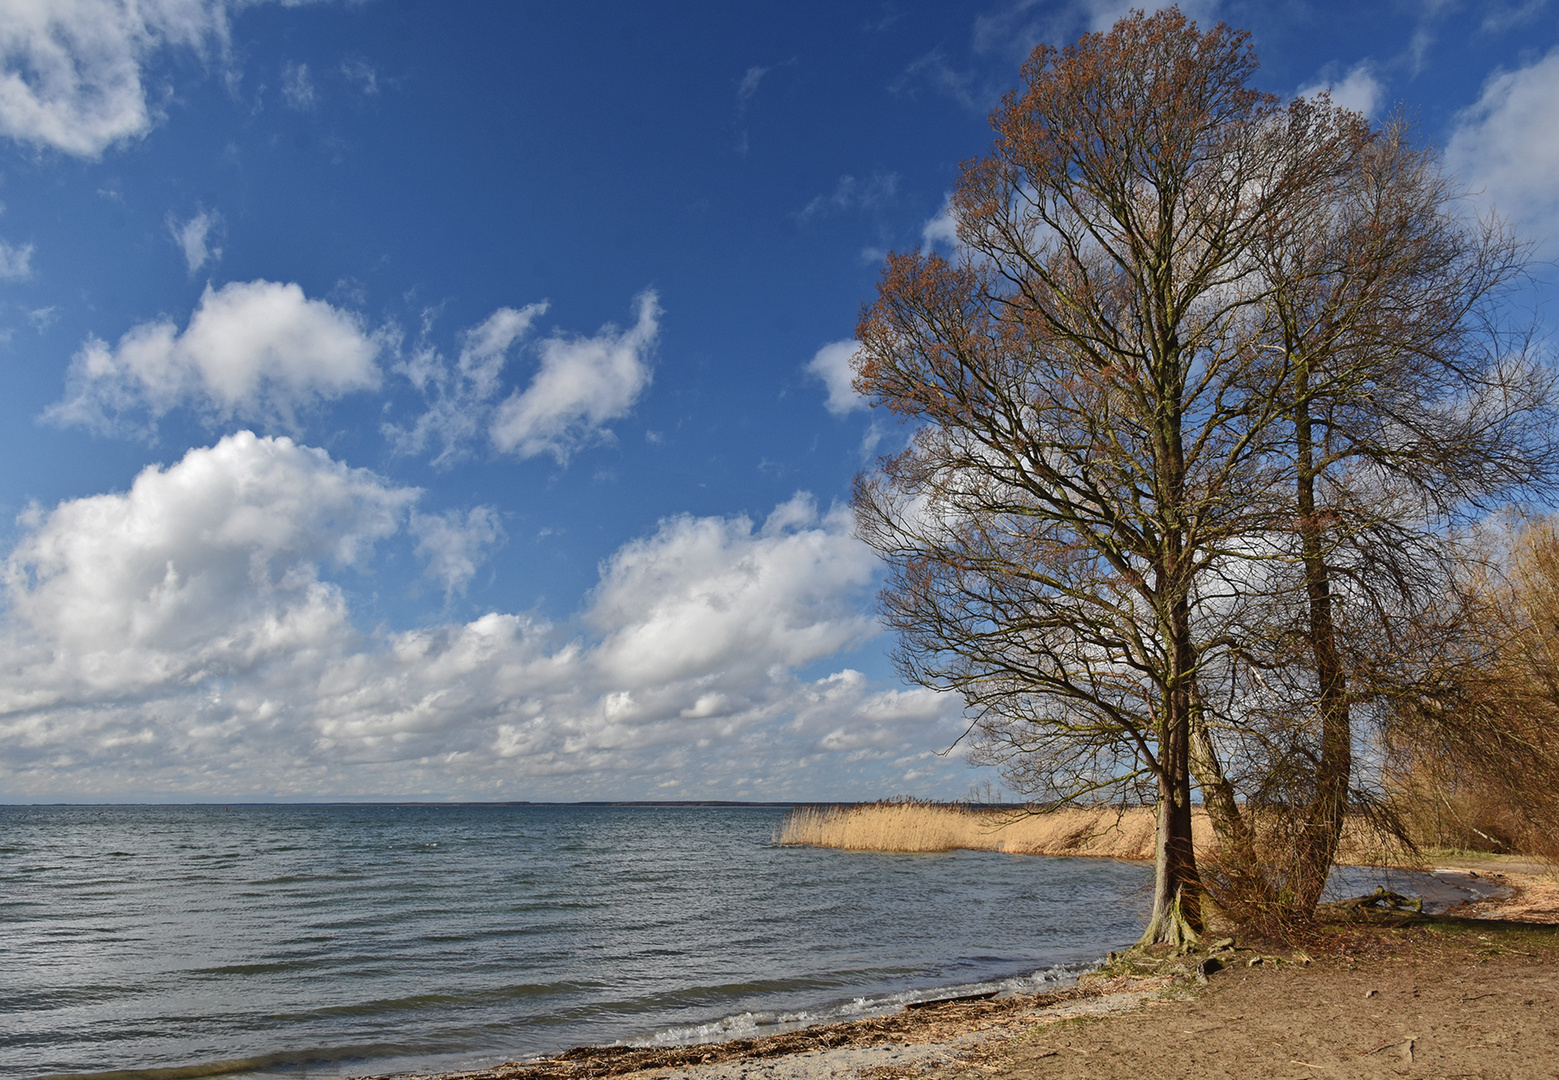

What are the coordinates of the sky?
(0, 0, 1556, 803)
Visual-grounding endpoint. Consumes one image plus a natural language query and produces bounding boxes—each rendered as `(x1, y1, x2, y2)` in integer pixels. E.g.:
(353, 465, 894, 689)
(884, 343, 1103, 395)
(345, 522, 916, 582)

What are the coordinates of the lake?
(1, 804, 1151, 1080)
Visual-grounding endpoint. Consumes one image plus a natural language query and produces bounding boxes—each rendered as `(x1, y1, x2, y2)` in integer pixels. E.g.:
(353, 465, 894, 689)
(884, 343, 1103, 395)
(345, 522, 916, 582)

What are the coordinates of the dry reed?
(776, 800, 1402, 865)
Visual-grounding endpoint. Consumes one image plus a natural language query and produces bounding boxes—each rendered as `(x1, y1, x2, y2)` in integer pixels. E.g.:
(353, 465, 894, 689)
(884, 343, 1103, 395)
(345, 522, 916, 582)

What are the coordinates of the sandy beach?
(375, 863, 1559, 1080)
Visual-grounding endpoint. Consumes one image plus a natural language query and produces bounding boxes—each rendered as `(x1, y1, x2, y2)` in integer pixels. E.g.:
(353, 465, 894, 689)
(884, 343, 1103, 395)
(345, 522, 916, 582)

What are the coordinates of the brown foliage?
(1385, 519, 1559, 864)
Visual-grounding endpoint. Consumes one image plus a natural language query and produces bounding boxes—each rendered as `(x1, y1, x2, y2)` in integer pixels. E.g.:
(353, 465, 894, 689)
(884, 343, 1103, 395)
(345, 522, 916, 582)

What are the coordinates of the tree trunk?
(1189, 681, 1276, 909)
(1292, 358, 1351, 914)
(1141, 595, 1203, 946)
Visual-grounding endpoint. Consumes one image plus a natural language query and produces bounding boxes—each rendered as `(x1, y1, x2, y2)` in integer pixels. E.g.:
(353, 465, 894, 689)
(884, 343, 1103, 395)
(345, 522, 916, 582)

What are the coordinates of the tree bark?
(1292, 356, 1351, 912)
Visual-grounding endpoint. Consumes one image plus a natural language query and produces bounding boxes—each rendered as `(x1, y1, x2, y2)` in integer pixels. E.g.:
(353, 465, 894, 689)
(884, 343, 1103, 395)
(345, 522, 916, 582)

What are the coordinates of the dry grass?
(777, 801, 1407, 865)
(774, 801, 1205, 860)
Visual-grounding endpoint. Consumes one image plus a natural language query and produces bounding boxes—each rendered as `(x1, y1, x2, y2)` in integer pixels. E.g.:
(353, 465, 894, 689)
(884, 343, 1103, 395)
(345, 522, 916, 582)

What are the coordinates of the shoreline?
(351, 977, 1179, 1080)
(356, 864, 1559, 1080)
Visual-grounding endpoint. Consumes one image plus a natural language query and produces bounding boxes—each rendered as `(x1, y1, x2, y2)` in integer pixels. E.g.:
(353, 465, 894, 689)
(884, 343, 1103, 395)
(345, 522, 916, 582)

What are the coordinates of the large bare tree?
(851, 10, 1360, 944)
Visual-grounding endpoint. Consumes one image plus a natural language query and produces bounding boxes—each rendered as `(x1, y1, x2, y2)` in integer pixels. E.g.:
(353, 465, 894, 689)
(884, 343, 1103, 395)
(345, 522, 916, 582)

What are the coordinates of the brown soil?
(948, 917, 1559, 1080)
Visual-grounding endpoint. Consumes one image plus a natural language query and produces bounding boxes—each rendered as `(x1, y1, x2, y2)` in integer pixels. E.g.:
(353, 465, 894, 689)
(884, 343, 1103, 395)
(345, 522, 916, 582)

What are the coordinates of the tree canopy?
(852, 7, 1556, 942)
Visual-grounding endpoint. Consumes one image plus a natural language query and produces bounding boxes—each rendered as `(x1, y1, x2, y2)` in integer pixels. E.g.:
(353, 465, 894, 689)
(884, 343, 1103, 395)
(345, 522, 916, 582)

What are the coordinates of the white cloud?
(167, 206, 223, 273)
(806, 340, 867, 416)
(0, 0, 229, 157)
(386, 301, 549, 466)
(1296, 62, 1383, 119)
(971, 0, 1220, 60)
(1445, 47, 1559, 256)
(280, 60, 315, 110)
(921, 195, 959, 253)
(737, 64, 767, 101)
(798, 173, 900, 222)
(0, 442, 967, 799)
(587, 493, 879, 686)
(411, 505, 504, 599)
(490, 290, 660, 462)
(47, 279, 384, 435)
(341, 57, 378, 96)
(0, 238, 33, 279)
(1, 432, 414, 703)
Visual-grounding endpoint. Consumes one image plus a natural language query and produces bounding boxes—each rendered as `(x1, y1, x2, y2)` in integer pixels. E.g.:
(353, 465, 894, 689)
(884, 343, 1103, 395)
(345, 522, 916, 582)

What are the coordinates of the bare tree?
(851, 10, 1359, 945)
(1194, 116, 1557, 922)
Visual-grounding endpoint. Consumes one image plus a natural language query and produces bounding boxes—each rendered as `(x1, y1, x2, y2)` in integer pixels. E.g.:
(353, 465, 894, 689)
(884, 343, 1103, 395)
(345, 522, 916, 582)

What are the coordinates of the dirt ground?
(951, 919, 1559, 1080)
(371, 866, 1559, 1080)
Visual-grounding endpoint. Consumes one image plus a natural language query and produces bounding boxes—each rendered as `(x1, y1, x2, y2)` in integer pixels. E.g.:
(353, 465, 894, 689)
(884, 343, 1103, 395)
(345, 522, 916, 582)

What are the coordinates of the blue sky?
(0, 0, 1556, 802)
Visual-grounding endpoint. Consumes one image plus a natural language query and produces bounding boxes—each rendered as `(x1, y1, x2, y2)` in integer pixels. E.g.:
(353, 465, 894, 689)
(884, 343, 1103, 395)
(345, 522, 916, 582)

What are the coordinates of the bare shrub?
(1385, 518, 1559, 865)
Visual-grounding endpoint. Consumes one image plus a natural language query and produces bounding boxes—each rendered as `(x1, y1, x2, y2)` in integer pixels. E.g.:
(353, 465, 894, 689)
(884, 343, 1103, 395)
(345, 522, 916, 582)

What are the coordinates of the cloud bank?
(0, 434, 963, 800)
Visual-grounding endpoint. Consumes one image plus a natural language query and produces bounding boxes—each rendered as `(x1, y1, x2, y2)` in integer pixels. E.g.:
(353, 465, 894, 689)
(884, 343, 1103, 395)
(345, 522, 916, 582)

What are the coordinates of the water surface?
(1, 804, 1152, 1080)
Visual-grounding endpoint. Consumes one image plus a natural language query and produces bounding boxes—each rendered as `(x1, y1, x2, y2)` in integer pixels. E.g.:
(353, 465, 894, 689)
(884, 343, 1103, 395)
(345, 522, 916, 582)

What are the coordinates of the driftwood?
(1335, 886, 1424, 914)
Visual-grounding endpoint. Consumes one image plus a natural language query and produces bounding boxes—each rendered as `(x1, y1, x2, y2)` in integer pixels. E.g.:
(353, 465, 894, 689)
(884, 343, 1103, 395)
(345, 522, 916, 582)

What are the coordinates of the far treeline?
(849, 8, 1559, 944)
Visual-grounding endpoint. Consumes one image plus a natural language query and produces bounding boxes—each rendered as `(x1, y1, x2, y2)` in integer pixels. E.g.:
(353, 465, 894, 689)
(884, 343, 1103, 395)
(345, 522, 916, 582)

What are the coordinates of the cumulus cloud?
(1, 432, 414, 704)
(0, 440, 966, 800)
(47, 279, 385, 435)
(390, 293, 659, 467)
(806, 340, 867, 416)
(1297, 61, 1384, 119)
(490, 290, 660, 462)
(167, 206, 223, 273)
(0, 238, 33, 279)
(1445, 46, 1559, 256)
(0, 0, 229, 157)
(588, 493, 879, 687)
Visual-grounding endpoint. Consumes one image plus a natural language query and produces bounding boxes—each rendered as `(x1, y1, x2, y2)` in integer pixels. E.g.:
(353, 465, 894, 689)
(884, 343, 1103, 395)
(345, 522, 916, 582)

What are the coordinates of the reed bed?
(774, 801, 1207, 860)
(776, 801, 1403, 864)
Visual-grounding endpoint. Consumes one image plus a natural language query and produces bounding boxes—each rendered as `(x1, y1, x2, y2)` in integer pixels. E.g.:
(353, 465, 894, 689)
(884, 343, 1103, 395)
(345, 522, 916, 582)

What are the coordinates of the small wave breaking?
(625, 962, 1093, 1049)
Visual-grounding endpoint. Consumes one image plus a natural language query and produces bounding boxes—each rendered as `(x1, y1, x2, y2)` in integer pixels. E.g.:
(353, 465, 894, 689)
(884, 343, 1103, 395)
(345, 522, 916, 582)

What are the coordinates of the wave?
(625, 962, 1094, 1048)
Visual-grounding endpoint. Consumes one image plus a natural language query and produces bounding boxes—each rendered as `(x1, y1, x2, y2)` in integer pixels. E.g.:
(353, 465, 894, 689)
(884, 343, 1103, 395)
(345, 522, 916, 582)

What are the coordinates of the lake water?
(1, 804, 1153, 1080)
